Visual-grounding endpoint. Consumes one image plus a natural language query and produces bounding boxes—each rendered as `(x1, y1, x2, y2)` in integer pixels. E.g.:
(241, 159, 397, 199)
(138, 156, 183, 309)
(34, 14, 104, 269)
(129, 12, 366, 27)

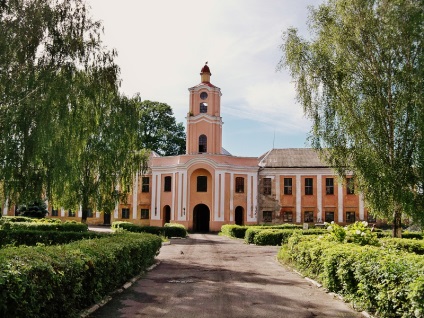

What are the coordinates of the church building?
(113, 63, 370, 231)
(2, 64, 371, 230)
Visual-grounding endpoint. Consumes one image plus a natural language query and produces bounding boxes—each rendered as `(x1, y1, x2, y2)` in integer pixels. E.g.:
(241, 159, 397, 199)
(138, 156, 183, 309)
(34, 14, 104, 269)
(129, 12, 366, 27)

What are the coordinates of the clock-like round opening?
(200, 92, 208, 100)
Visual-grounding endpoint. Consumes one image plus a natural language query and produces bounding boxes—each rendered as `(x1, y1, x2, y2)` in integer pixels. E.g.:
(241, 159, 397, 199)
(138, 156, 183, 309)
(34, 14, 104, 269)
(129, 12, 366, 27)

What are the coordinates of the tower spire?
(200, 62, 211, 83)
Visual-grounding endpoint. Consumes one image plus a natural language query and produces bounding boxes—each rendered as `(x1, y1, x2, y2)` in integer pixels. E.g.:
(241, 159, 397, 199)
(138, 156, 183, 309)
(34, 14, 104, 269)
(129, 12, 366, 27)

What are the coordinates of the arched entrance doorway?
(163, 205, 171, 225)
(193, 204, 210, 233)
(235, 206, 244, 226)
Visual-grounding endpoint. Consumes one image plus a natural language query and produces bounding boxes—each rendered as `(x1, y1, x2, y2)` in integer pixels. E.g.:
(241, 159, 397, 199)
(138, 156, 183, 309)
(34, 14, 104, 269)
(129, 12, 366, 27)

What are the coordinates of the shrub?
(325, 221, 379, 246)
(380, 238, 424, 255)
(220, 225, 248, 239)
(0, 232, 161, 318)
(246, 227, 327, 246)
(2, 221, 88, 232)
(0, 229, 107, 247)
(283, 234, 424, 317)
(111, 221, 187, 238)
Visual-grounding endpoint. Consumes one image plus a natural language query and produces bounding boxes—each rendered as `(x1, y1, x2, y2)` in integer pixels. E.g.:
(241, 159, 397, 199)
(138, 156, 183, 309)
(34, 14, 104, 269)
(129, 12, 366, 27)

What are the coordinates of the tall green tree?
(279, 0, 423, 237)
(0, 0, 120, 206)
(133, 97, 186, 156)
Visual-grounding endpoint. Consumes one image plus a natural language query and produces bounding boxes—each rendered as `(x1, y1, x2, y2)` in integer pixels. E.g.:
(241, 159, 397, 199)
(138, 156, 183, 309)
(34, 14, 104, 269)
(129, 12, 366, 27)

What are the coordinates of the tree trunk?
(392, 209, 402, 238)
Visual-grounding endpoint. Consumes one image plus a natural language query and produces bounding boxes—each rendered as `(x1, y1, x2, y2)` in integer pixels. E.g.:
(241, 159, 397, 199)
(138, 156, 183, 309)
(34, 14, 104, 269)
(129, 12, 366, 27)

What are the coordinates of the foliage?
(325, 221, 379, 246)
(220, 225, 249, 239)
(380, 238, 424, 255)
(279, 0, 424, 236)
(283, 234, 424, 317)
(111, 221, 187, 238)
(131, 97, 186, 156)
(0, 229, 106, 247)
(0, 232, 161, 318)
(1, 221, 88, 232)
(0, 0, 121, 209)
(16, 199, 48, 218)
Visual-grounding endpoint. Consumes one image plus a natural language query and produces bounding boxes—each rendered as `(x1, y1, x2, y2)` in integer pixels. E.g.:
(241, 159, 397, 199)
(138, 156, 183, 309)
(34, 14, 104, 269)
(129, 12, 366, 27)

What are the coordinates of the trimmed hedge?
(244, 225, 322, 245)
(281, 234, 424, 317)
(0, 232, 161, 318)
(0, 229, 107, 247)
(220, 225, 249, 239)
(0, 216, 36, 224)
(253, 228, 328, 246)
(380, 238, 424, 255)
(1, 221, 88, 232)
(112, 221, 187, 238)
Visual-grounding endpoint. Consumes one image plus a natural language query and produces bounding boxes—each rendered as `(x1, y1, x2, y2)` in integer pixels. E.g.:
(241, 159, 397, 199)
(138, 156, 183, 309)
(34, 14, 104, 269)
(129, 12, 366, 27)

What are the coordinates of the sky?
(87, 0, 325, 157)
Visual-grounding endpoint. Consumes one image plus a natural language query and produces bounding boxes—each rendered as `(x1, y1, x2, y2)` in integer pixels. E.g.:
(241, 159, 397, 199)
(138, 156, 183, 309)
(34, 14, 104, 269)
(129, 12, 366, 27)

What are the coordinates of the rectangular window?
(142, 177, 149, 193)
(122, 208, 130, 219)
(346, 211, 356, 223)
(235, 177, 244, 193)
(197, 176, 207, 192)
(326, 178, 334, 195)
(305, 178, 313, 195)
(141, 209, 149, 219)
(325, 211, 335, 222)
(263, 178, 271, 195)
(304, 211, 314, 223)
(164, 176, 172, 192)
(87, 209, 93, 218)
(347, 177, 355, 195)
(283, 211, 293, 222)
(263, 211, 272, 222)
(68, 209, 75, 217)
(284, 178, 292, 195)
(51, 208, 58, 217)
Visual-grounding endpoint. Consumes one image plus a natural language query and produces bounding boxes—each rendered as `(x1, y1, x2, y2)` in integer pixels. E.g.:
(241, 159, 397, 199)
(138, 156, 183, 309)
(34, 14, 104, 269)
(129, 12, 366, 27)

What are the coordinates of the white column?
(151, 173, 160, 220)
(78, 205, 82, 217)
(338, 183, 344, 222)
(114, 201, 119, 218)
(296, 175, 301, 223)
(317, 175, 322, 223)
(219, 173, 225, 221)
(214, 171, 220, 221)
(61, 207, 65, 217)
(3, 199, 8, 215)
(247, 173, 258, 222)
(171, 172, 176, 221)
(229, 173, 234, 222)
(275, 175, 280, 203)
(359, 193, 365, 220)
(182, 172, 188, 221)
(132, 174, 138, 219)
(177, 171, 183, 220)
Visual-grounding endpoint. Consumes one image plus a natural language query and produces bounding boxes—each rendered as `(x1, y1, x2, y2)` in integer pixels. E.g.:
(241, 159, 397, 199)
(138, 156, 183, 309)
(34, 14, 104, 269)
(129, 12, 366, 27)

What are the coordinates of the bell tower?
(186, 63, 223, 155)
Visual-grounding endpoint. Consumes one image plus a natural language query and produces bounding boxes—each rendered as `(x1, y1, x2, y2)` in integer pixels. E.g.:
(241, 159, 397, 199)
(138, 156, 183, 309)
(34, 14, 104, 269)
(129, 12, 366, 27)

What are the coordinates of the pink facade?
(2, 63, 372, 229)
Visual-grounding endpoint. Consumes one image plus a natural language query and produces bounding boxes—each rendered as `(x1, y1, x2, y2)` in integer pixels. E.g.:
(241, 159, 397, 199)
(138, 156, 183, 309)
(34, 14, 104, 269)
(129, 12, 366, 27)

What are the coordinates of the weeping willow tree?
(0, 0, 147, 222)
(279, 0, 423, 237)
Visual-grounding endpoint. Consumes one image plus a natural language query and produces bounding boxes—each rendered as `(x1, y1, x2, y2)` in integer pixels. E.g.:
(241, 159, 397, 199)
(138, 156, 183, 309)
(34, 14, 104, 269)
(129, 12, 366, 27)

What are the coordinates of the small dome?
(200, 63, 211, 74)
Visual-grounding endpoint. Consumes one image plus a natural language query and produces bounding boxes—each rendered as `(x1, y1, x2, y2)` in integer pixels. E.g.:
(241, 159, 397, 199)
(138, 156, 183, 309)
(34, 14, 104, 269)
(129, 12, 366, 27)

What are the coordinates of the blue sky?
(87, 0, 325, 157)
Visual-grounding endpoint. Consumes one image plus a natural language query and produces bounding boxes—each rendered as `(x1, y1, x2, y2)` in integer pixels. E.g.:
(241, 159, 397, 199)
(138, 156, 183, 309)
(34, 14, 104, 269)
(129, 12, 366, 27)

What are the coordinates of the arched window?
(200, 102, 208, 113)
(199, 135, 207, 153)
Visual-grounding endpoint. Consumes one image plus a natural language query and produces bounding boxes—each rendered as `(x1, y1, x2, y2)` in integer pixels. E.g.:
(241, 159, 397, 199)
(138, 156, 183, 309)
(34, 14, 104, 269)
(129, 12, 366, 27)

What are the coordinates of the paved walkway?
(89, 234, 364, 318)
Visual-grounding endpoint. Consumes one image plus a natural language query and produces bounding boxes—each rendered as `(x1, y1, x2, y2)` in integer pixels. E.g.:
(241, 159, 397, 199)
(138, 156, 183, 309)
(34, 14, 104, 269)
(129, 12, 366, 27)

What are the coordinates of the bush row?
(0, 229, 107, 247)
(112, 221, 187, 238)
(281, 234, 424, 317)
(380, 238, 424, 255)
(244, 226, 326, 245)
(0, 232, 162, 318)
(253, 228, 327, 246)
(0, 221, 88, 232)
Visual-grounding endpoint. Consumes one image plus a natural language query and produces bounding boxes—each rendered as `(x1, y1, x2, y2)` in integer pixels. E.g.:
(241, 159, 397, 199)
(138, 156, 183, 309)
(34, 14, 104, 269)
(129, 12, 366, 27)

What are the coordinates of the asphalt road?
(89, 234, 364, 318)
